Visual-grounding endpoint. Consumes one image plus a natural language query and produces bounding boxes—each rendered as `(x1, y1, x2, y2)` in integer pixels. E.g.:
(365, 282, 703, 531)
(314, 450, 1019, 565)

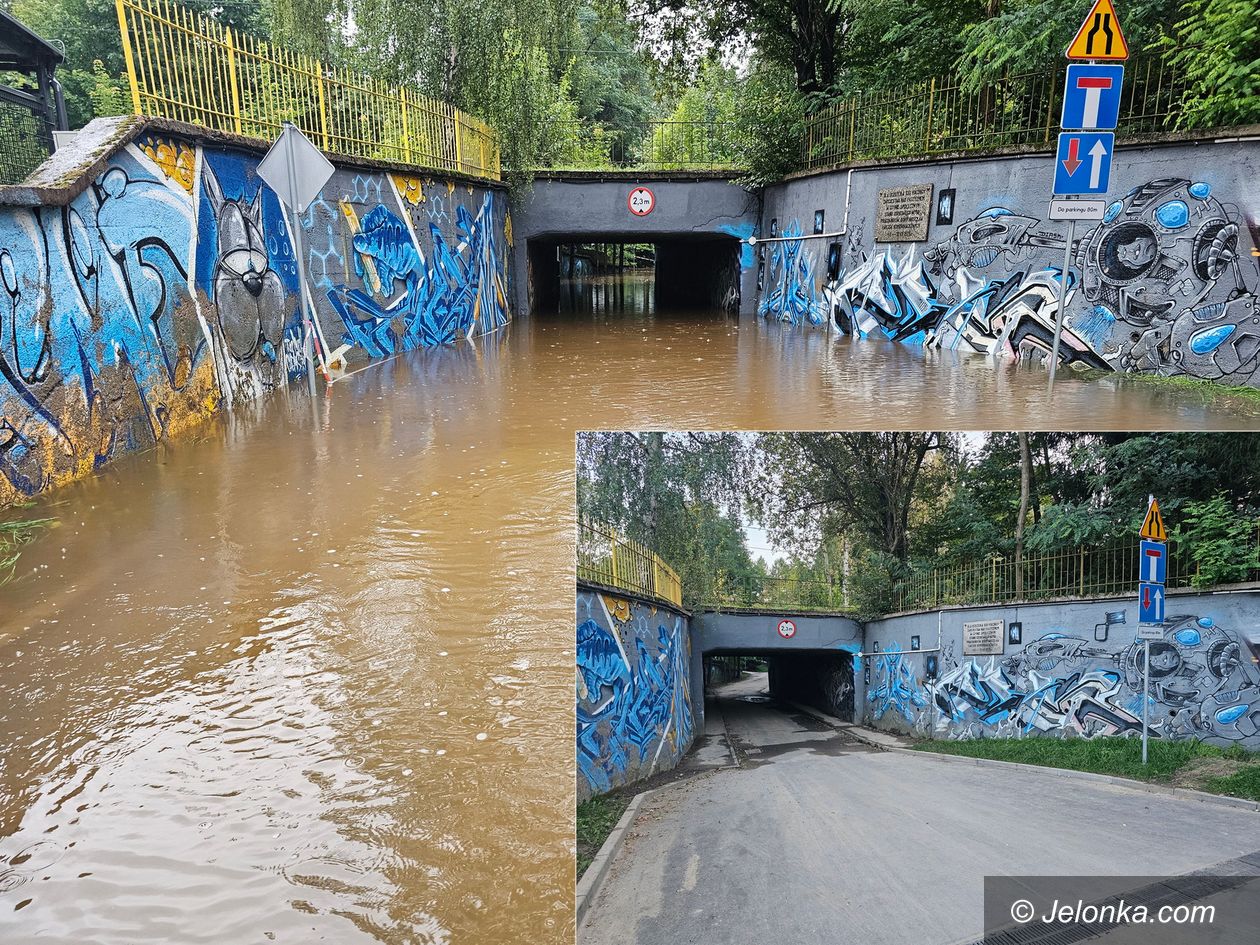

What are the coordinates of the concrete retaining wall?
(861, 587, 1260, 748)
(0, 117, 512, 508)
(758, 134, 1260, 385)
(577, 584, 697, 799)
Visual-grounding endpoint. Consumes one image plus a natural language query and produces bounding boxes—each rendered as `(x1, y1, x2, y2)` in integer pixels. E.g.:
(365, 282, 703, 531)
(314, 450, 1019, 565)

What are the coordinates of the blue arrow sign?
(1139, 582, 1165, 624)
(1139, 539, 1167, 584)
(1053, 132, 1114, 195)
(1062, 64, 1124, 130)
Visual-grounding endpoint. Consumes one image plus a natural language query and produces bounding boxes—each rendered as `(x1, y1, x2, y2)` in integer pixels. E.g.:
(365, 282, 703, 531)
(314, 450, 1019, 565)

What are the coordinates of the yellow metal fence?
(577, 519, 683, 608)
(115, 0, 500, 180)
(893, 529, 1260, 613)
(804, 51, 1191, 170)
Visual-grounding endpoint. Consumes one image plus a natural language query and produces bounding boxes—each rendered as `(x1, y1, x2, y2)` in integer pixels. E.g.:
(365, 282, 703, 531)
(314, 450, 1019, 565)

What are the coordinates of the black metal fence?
(0, 83, 55, 184)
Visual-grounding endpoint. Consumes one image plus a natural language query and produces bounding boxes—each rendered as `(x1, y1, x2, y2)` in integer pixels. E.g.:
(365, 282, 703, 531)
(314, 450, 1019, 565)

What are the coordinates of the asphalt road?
(579, 673, 1260, 945)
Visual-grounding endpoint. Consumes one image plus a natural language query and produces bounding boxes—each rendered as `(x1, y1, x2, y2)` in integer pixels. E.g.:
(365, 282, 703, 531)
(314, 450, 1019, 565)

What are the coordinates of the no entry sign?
(627, 186, 655, 216)
(777, 619, 796, 639)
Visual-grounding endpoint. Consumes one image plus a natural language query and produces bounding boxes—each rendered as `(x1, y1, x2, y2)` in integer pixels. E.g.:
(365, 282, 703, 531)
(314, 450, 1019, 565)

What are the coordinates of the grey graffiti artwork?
(868, 613, 1260, 747)
(761, 178, 1260, 386)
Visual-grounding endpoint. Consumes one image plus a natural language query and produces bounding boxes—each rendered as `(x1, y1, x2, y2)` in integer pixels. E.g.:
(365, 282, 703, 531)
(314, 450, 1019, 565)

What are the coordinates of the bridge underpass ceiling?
(693, 611, 863, 655)
(511, 178, 760, 315)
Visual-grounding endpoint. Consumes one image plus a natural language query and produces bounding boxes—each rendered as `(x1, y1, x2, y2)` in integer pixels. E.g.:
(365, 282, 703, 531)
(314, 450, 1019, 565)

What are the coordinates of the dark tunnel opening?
(705, 650, 856, 722)
(526, 234, 742, 317)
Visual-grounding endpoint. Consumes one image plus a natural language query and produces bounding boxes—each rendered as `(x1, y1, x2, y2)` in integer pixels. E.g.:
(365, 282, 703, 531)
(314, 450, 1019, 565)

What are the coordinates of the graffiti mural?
(312, 173, 511, 358)
(0, 125, 513, 508)
(576, 590, 695, 798)
(867, 612, 1260, 747)
(761, 177, 1260, 385)
(195, 149, 304, 403)
(758, 219, 827, 326)
(1, 146, 220, 506)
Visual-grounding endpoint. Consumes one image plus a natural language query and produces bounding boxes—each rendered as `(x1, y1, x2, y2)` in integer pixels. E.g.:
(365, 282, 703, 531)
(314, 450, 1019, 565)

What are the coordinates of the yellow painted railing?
(577, 519, 683, 608)
(115, 0, 500, 180)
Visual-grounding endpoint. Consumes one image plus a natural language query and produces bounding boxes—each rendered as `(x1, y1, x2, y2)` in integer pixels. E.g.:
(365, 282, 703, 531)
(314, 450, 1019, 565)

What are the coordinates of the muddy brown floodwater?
(2, 292, 1259, 944)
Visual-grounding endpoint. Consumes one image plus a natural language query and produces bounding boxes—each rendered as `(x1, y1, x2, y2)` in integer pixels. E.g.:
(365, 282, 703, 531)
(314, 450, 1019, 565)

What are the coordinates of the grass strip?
(911, 736, 1260, 800)
(577, 792, 633, 879)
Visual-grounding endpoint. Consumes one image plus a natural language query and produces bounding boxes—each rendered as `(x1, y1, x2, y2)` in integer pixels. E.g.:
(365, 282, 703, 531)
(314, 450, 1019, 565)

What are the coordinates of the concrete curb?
(787, 701, 1260, 814)
(577, 789, 653, 928)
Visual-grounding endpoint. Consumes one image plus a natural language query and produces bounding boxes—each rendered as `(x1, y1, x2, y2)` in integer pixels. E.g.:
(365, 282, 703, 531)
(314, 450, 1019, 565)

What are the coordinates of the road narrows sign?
(777, 619, 797, 639)
(1140, 497, 1167, 541)
(1066, 0, 1129, 60)
(628, 186, 655, 216)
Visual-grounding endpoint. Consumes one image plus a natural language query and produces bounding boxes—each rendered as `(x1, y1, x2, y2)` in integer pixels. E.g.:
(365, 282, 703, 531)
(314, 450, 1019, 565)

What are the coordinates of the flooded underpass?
(2, 308, 1259, 944)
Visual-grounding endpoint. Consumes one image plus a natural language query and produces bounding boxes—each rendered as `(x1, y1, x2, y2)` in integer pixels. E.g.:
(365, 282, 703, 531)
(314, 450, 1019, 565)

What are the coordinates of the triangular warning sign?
(1067, 0, 1129, 60)
(1140, 498, 1167, 541)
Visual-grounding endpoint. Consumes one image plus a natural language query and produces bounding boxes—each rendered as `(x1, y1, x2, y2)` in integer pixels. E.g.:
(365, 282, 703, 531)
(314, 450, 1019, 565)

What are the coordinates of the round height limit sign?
(627, 186, 655, 216)
(777, 619, 797, 639)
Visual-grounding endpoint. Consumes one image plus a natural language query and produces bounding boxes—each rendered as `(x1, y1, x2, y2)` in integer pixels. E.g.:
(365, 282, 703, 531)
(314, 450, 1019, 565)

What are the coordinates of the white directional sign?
(257, 123, 335, 213)
(1048, 198, 1105, 221)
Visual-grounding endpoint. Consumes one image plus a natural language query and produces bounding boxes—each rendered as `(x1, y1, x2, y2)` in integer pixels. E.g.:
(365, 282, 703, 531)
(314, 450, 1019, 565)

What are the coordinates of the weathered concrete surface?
(579, 675, 1260, 945)
(694, 608, 862, 654)
(512, 176, 760, 314)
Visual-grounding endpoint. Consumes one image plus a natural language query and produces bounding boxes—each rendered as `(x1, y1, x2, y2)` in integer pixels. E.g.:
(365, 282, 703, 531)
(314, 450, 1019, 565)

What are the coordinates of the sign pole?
(282, 124, 319, 397)
(1142, 637, 1150, 764)
(1048, 218, 1075, 386)
(1136, 493, 1168, 766)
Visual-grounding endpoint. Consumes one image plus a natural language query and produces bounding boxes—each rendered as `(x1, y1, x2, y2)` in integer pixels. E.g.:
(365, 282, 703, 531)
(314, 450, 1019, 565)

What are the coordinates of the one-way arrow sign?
(1054, 131, 1114, 195)
(1139, 582, 1165, 624)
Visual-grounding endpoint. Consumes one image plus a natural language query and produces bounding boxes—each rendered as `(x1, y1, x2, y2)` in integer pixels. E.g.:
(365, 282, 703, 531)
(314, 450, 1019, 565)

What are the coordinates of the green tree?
(1160, 0, 1260, 128)
(577, 431, 759, 606)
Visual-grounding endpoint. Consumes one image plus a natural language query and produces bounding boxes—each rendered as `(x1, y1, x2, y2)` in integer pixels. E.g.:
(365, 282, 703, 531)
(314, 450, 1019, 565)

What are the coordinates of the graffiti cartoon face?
(1116, 234, 1158, 270)
(203, 166, 285, 362)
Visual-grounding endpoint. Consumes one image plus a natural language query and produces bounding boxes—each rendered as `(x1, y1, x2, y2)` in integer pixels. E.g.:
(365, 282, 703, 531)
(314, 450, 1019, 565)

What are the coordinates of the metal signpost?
(1136, 495, 1167, 764)
(257, 122, 336, 393)
(1048, 0, 1129, 385)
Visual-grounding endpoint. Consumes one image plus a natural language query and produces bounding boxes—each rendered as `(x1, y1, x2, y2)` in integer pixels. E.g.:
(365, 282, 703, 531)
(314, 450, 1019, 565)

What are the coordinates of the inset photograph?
(576, 431, 1260, 943)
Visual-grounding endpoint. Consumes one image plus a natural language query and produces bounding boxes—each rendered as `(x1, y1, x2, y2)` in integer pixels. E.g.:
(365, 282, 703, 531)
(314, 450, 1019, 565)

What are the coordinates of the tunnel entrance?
(526, 234, 741, 316)
(704, 650, 855, 722)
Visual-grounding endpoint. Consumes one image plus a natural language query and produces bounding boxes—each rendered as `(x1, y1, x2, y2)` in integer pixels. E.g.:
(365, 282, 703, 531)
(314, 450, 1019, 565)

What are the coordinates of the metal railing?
(577, 519, 683, 608)
(114, 0, 500, 179)
(893, 528, 1260, 613)
(695, 575, 851, 613)
(540, 120, 739, 171)
(0, 86, 54, 184)
(803, 51, 1192, 170)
